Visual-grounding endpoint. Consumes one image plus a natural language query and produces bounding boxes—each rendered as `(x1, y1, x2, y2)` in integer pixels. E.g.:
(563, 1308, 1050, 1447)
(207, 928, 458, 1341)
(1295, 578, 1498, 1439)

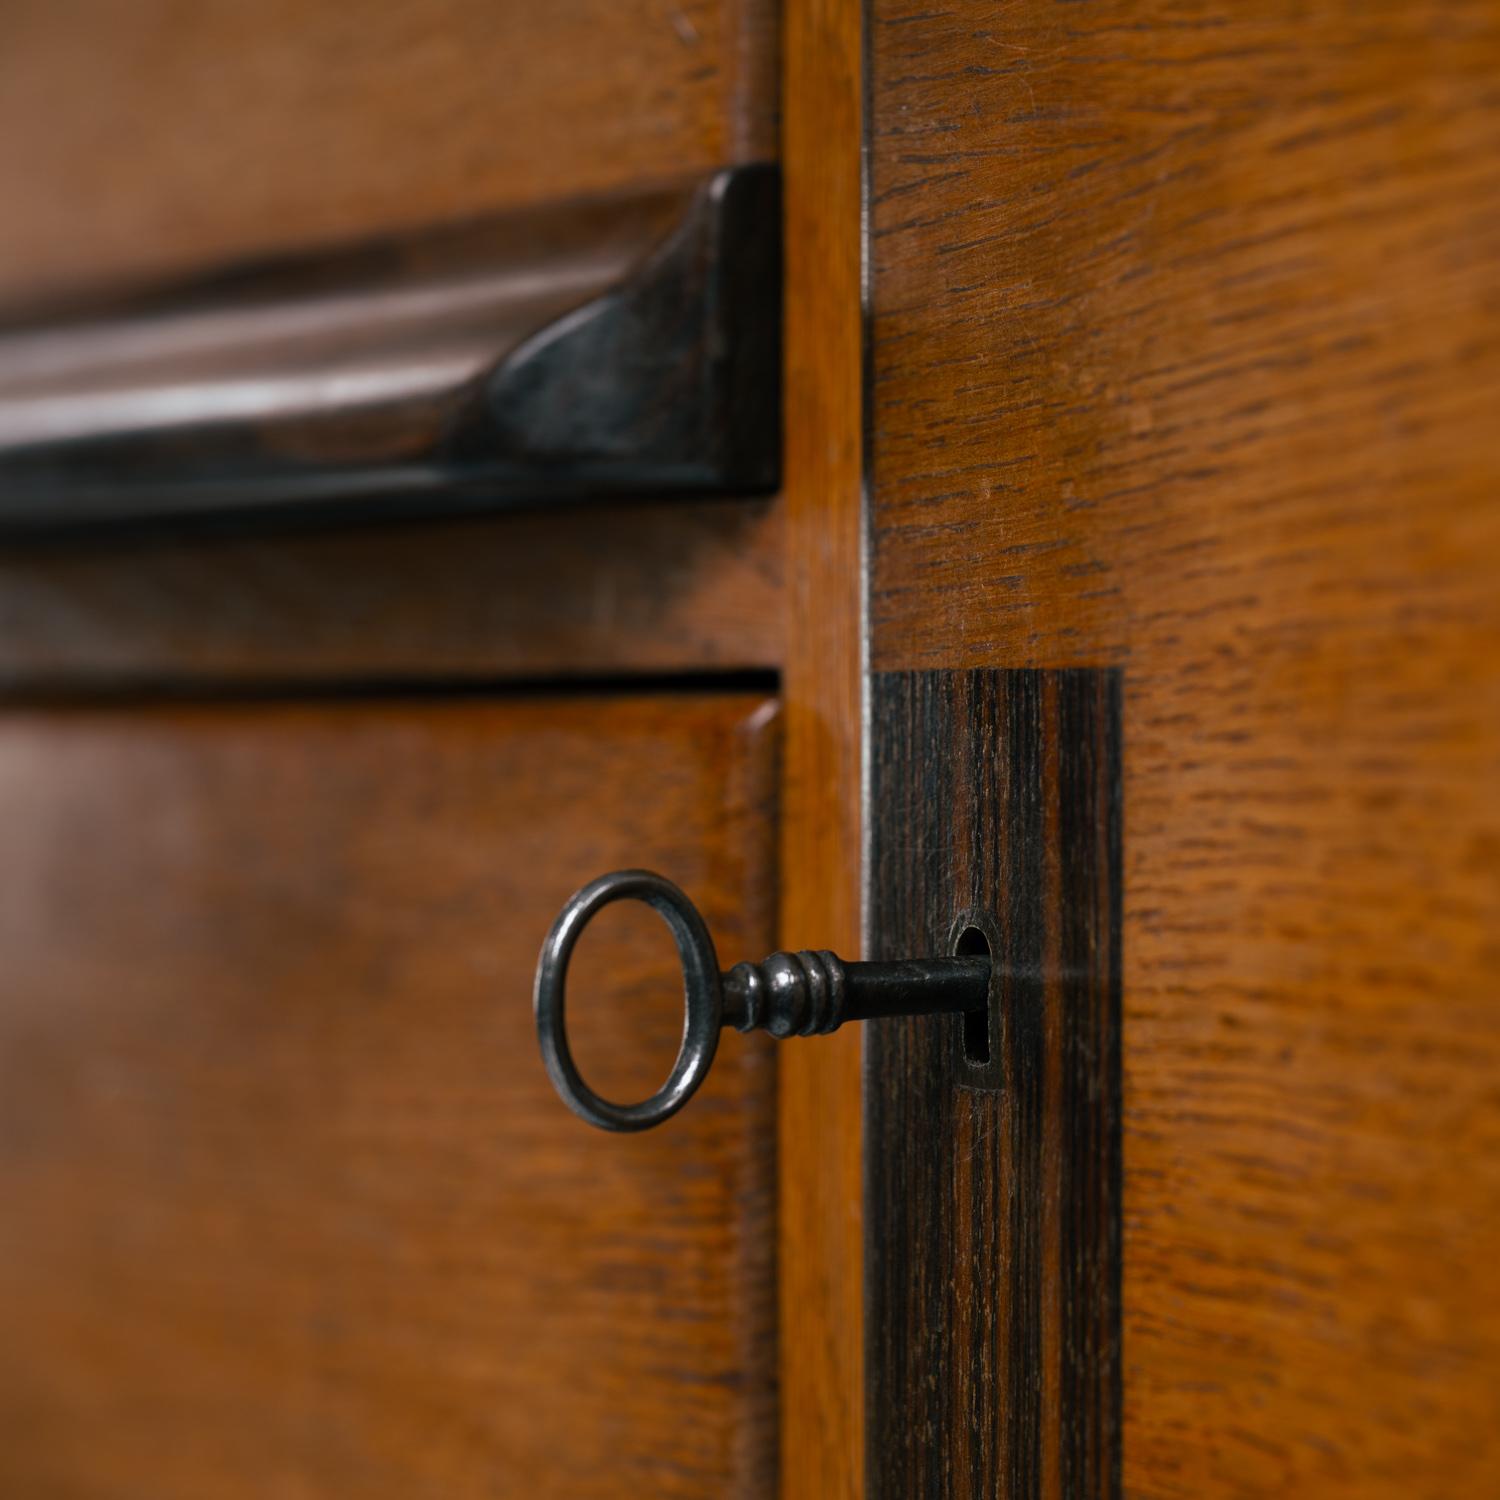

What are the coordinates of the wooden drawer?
(0, 691, 778, 1498)
(0, 0, 778, 308)
(0, 0, 783, 529)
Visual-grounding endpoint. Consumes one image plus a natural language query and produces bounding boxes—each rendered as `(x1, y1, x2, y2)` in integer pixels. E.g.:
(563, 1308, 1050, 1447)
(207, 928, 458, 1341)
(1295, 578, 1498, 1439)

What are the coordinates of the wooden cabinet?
(2, 1, 1499, 1497)
(0, 3, 790, 1493)
(860, 4, 1500, 1495)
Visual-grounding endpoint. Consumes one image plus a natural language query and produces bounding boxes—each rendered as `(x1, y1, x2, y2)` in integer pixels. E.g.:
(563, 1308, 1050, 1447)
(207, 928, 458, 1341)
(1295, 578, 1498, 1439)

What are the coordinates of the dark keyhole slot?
(953, 924, 992, 1065)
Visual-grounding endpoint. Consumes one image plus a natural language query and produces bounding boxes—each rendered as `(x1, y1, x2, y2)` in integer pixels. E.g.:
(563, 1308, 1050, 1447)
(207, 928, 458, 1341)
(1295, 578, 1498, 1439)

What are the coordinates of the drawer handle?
(534, 869, 990, 1132)
(0, 165, 779, 530)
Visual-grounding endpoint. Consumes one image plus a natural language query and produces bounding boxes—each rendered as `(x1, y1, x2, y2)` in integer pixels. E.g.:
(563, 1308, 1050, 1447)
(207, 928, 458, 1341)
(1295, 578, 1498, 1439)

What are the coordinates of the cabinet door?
(0, 692, 777, 1499)
(861, 3, 1500, 1494)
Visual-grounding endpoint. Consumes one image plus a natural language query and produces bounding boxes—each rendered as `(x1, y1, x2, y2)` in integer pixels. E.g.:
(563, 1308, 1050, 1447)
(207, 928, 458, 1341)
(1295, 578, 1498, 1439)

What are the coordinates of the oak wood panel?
(0, 499, 782, 688)
(777, 1, 866, 1496)
(0, 692, 778, 1498)
(866, 670, 1121, 1500)
(868, 3, 1500, 1494)
(0, 0, 778, 309)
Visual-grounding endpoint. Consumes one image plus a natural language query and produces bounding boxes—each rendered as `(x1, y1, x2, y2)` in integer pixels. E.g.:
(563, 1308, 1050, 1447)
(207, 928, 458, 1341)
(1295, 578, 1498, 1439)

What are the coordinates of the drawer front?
(0, 692, 777, 1498)
(0, 0, 782, 529)
(0, 0, 778, 308)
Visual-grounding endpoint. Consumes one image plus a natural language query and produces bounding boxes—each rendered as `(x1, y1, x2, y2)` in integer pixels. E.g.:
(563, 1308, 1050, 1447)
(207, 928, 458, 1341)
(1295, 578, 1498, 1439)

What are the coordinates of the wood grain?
(866, 669, 1122, 1500)
(0, 499, 781, 688)
(0, 0, 777, 308)
(868, 3, 1500, 1493)
(777, 1, 867, 1496)
(0, 692, 778, 1498)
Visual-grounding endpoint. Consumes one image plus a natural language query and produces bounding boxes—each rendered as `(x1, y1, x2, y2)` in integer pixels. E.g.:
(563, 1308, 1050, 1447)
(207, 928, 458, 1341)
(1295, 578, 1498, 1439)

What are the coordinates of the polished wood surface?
(776, 1, 866, 1495)
(868, 2, 1500, 1493)
(0, 499, 781, 688)
(0, 0, 778, 308)
(867, 670, 1122, 1500)
(0, 692, 778, 1498)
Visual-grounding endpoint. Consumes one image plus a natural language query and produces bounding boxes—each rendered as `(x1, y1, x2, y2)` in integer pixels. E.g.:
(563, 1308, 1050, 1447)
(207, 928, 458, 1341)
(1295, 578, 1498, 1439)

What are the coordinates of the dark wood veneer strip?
(866, 668, 1121, 1499)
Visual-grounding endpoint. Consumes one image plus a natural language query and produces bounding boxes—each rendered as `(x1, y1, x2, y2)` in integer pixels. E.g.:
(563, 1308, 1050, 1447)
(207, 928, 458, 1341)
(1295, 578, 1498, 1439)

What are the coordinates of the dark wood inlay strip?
(866, 668, 1121, 1499)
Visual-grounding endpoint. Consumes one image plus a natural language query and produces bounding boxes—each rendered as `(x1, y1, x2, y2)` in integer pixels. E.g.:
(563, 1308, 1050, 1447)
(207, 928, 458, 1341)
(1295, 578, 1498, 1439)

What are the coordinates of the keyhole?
(953, 923, 992, 1065)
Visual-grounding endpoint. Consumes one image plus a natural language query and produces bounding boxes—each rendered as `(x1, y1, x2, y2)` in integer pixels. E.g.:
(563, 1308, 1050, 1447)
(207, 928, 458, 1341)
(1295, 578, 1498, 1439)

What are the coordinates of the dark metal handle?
(0, 166, 778, 531)
(534, 868, 990, 1132)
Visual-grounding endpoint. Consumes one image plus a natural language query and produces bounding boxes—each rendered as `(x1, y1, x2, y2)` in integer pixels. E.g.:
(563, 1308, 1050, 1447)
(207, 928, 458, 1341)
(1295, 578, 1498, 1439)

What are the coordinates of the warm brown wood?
(0, 0, 778, 308)
(0, 499, 781, 688)
(866, 670, 1122, 1499)
(868, 3, 1500, 1494)
(0, 691, 778, 1498)
(777, 1, 866, 1496)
